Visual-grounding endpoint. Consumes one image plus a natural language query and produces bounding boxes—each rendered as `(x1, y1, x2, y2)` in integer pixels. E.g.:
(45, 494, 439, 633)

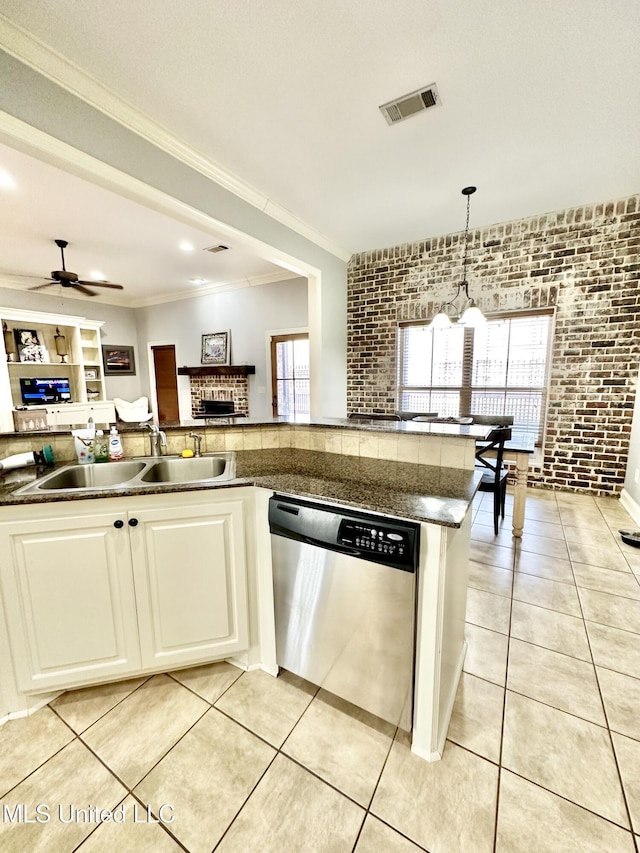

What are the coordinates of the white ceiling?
(0, 142, 294, 307)
(0, 0, 639, 303)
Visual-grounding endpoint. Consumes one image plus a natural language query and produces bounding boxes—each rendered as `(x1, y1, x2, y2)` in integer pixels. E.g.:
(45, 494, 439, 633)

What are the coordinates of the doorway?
(270, 333, 310, 417)
(152, 344, 180, 424)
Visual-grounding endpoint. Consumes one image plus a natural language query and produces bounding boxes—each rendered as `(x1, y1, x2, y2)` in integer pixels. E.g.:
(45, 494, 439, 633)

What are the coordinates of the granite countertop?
(0, 449, 481, 528)
(1, 415, 490, 441)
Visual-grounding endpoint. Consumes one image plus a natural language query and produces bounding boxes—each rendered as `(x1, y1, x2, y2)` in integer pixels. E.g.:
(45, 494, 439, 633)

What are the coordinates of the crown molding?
(130, 270, 301, 309)
(0, 16, 351, 263)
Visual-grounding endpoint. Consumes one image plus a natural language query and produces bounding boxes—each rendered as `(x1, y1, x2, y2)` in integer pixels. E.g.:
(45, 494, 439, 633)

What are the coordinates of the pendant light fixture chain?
(461, 185, 476, 295)
(428, 185, 485, 328)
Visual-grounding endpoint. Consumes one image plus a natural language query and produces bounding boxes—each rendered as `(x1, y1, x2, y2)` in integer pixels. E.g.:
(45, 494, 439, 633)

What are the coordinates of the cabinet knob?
(128, 518, 139, 527)
(113, 520, 124, 529)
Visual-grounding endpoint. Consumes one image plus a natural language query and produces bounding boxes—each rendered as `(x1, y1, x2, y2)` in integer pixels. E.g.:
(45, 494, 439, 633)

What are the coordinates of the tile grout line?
(489, 507, 519, 853)
(572, 502, 640, 846)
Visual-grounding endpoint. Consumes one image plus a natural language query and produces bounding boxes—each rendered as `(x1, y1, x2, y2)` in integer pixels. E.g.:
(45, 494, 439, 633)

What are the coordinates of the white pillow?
(113, 397, 152, 422)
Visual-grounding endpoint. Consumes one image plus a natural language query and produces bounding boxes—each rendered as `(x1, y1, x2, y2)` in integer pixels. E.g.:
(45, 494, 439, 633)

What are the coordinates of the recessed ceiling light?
(90, 270, 107, 281)
(0, 169, 16, 189)
(190, 277, 207, 284)
(179, 241, 194, 252)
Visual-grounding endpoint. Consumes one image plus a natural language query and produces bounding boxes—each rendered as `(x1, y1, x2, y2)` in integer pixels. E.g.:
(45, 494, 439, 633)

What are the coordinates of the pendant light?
(429, 186, 486, 328)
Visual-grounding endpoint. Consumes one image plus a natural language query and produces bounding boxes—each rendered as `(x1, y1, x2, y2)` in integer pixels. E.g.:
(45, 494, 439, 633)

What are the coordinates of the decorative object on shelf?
(429, 186, 486, 329)
(201, 330, 230, 366)
(87, 388, 101, 399)
(84, 368, 98, 381)
(54, 327, 68, 363)
(14, 328, 49, 363)
(2, 321, 16, 362)
(102, 344, 136, 375)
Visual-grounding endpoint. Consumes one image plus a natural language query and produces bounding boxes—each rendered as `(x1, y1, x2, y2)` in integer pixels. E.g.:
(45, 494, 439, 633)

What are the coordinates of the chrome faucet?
(141, 422, 167, 457)
(188, 432, 203, 457)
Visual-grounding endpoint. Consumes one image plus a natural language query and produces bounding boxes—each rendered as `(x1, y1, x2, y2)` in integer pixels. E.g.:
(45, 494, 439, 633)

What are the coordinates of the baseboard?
(620, 488, 640, 527)
(0, 692, 61, 727)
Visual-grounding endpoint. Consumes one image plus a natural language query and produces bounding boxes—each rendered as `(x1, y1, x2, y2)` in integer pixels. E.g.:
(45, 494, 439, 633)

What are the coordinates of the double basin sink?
(15, 453, 236, 496)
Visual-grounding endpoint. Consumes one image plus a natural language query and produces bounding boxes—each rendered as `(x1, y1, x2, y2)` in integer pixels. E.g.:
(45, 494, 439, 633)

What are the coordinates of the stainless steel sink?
(13, 453, 236, 495)
(140, 455, 229, 483)
(32, 460, 147, 490)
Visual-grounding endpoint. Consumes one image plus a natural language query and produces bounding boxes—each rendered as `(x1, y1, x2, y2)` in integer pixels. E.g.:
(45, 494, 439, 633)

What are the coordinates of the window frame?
(397, 308, 555, 443)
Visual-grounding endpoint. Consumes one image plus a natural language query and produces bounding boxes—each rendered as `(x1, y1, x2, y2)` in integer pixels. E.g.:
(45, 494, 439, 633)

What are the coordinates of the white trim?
(620, 488, 640, 528)
(0, 17, 351, 263)
(132, 270, 300, 309)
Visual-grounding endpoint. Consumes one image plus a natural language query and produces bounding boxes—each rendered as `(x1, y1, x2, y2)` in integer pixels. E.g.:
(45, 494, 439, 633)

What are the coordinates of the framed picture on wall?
(102, 345, 136, 376)
(14, 328, 49, 363)
(201, 330, 230, 365)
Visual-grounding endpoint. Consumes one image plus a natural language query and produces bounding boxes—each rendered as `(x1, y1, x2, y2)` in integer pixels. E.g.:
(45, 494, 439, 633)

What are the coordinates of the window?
(270, 333, 310, 417)
(398, 311, 553, 440)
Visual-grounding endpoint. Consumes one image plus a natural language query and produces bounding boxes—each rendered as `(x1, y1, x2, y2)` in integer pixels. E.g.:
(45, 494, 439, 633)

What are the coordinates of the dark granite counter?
(0, 415, 490, 441)
(0, 449, 481, 528)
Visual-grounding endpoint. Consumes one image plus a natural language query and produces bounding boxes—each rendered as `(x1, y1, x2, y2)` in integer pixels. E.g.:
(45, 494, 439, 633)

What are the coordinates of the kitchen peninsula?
(0, 417, 483, 762)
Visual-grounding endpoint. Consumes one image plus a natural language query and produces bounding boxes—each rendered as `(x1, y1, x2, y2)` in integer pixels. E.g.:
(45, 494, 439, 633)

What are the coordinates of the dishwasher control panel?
(337, 519, 417, 570)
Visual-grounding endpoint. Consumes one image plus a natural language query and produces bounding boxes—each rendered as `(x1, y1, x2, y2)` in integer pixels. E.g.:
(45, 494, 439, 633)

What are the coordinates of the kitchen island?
(0, 421, 482, 761)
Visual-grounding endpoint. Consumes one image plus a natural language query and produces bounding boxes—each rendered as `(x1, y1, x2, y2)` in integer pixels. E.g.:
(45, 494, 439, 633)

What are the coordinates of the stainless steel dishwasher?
(269, 494, 420, 730)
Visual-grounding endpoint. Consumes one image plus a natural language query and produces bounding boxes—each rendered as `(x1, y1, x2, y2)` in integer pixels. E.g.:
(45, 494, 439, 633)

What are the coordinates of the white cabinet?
(129, 500, 249, 670)
(0, 510, 141, 692)
(0, 307, 110, 432)
(0, 492, 249, 693)
(45, 401, 116, 427)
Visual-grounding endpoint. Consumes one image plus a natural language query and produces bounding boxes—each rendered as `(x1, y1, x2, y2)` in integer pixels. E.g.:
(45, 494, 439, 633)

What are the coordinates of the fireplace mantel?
(177, 365, 256, 377)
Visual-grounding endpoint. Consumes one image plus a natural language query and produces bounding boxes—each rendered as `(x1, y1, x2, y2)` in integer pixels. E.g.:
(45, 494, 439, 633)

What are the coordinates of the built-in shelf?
(178, 365, 256, 377)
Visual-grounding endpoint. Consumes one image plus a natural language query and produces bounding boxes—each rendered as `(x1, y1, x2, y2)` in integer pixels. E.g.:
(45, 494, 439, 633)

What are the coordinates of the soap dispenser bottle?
(108, 425, 124, 461)
(95, 430, 109, 463)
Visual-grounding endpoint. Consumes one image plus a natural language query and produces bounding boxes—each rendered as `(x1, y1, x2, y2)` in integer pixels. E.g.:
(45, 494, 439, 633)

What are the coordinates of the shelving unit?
(0, 308, 113, 432)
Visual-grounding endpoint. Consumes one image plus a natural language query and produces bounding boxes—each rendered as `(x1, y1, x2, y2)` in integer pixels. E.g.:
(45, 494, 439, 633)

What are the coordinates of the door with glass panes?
(270, 334, 309, 417)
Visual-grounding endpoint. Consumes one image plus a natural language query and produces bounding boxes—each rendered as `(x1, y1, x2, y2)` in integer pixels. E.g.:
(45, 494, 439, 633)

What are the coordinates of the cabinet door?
(0, 512, 141, 692)
(128, 500, 249, 669)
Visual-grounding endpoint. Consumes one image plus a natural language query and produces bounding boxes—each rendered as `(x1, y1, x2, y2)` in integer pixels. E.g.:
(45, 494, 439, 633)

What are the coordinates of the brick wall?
(188, 375, 249, 418)
(347, 194, 640, 495)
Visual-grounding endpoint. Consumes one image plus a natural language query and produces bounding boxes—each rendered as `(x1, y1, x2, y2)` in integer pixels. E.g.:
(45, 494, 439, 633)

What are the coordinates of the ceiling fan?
(28, 239, 125, 297)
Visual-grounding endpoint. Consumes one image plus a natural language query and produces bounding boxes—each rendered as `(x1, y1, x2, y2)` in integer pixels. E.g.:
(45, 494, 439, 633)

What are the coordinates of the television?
(20, 377, 72, 406)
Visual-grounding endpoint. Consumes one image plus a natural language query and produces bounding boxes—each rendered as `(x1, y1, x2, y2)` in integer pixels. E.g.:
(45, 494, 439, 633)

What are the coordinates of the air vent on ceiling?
(379, 83, 441, 126)
(204, 244, 229, 253)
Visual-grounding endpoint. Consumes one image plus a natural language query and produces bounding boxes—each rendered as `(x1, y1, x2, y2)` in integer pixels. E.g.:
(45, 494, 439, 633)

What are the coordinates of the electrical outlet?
(635, 468, 640, 484)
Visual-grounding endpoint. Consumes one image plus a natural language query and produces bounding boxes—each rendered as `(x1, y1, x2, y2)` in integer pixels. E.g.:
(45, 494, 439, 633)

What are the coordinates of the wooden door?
(152, 345, 179, 424)
(270, 333, 310, 417)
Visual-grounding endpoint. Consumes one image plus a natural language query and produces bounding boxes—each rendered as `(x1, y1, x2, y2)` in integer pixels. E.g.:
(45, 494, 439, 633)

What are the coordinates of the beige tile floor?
(1, 488, 640, 852)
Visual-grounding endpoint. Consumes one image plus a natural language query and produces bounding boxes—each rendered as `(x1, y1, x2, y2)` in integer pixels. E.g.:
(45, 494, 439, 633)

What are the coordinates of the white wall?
(135, 277, 308, 418)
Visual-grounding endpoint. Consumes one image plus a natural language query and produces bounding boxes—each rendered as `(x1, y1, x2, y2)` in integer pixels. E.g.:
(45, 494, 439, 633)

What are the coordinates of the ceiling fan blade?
(72, 283, 98, 297)
(77, 280, 124, 290)
(2, 273, 52, 281)
(28, 282, 56, 291)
